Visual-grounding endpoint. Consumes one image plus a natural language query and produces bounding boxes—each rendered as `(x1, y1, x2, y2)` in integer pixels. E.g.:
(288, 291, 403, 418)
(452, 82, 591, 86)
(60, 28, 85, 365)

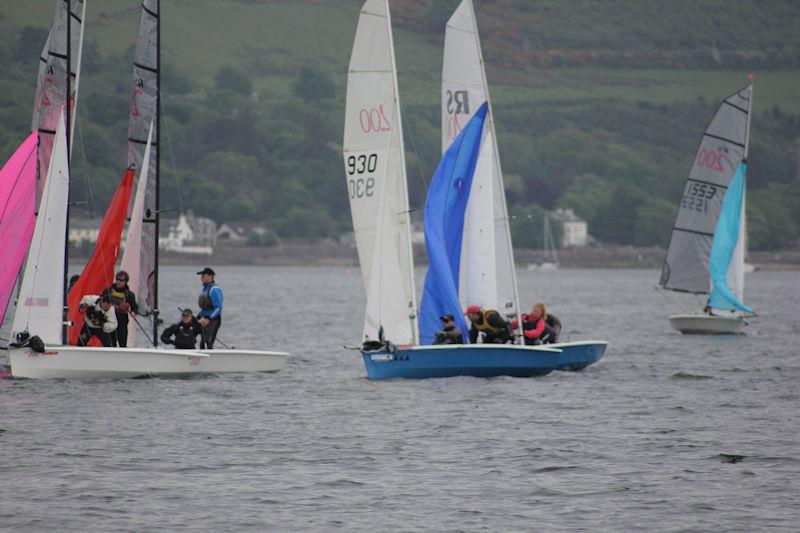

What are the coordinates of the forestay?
(660, 85, 752, 294)
(442, 0, 520, 323)
(127, 0, 159, 320)
(12, 112, 70, 345)
(344, 0, 417, 345)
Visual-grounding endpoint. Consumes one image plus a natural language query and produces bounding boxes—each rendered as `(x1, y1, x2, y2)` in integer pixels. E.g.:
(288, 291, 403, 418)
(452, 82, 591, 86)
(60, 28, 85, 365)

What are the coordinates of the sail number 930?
(346, 153, 378, 198)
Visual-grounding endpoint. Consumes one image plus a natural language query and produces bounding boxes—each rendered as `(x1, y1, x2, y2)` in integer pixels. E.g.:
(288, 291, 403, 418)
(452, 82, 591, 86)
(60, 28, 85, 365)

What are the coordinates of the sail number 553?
(346, 153, 377, 198)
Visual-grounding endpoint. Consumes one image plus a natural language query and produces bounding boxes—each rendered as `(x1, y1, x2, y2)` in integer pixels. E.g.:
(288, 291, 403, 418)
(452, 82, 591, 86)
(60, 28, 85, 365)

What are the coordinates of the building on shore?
(550, 208, 589, 248)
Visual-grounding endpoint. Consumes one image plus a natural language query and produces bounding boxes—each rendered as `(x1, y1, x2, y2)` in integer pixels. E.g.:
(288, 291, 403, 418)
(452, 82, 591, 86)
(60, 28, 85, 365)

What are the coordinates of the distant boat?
(343, 0, 605, 379)
(527, 213, 559, 271)
(659, 84, 755, 335)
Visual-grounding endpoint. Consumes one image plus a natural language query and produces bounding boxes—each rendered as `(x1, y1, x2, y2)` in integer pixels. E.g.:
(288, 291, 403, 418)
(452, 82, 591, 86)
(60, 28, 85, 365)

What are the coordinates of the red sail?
(67, 169, 135, 345)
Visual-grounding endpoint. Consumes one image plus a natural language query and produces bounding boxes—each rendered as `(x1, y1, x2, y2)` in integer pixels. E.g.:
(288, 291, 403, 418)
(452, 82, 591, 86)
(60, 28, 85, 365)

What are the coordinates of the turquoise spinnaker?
(708, 162, 753, 313)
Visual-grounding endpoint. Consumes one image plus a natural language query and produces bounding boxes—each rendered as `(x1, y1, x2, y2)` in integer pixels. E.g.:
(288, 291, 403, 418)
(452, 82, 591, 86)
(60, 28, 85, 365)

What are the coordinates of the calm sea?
(1, 266, 798, 531)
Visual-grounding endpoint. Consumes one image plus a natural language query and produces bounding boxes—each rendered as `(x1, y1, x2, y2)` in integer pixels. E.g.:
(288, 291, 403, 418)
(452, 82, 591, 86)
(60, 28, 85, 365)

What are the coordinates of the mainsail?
(32, 0, 86, 207)
(344, 0, 418, 345)
(127, 0, 159, 325)
(660, 85, 752, 295)
(442, 0, 521, 327)
(0, 133, 38, 326)
(12, 112, 70, 345)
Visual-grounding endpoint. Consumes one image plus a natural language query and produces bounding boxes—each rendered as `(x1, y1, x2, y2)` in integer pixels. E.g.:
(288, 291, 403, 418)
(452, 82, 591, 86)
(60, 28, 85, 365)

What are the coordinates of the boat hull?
(8, 345, 288, 379)
(550, 340, 608, 371)
(361, 344, 562, 380)
(669, 314, 744, 335)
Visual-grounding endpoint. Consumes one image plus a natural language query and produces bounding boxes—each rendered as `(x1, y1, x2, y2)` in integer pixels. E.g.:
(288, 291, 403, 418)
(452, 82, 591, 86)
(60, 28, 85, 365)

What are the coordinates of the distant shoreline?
(70, 242, 800, 270)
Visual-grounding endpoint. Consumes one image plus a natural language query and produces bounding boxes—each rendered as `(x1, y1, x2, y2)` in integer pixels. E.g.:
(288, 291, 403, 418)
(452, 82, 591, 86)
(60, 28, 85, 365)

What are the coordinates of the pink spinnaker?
(0, 132, 38, 326)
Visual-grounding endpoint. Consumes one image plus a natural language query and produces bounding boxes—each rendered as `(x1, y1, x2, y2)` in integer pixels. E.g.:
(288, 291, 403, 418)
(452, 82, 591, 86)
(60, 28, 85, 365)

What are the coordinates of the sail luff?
(68, 0, 86, 149)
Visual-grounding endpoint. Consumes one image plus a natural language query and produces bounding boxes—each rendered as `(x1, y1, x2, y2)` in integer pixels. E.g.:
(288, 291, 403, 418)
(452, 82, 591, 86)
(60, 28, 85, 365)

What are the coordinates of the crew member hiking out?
(196, 267, 223, 349)
(464, 304, 513, 344)
(160, 308, 202, 349)
(102, 270, 138, 347)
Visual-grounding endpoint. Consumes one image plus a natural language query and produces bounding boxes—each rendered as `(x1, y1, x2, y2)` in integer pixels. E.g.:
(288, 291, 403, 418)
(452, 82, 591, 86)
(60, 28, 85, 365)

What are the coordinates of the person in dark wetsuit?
(196, 267, 223, 349)
(465, 304, 513, 344)
(160, 308, 202, 349)
(101, 270, 138, 347)
(434, 314, 463, 345)
(513, 303, 561, 345)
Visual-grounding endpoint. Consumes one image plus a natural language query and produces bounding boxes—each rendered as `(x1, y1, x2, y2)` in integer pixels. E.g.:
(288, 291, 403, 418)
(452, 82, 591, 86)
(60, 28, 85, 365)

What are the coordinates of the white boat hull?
(8, 345, 288, 379)
(668, 314, 744, 335)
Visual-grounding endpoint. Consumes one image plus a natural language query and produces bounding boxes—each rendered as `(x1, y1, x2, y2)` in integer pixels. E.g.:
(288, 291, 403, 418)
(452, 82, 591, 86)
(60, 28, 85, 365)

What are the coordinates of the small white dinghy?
(659, 83, 756, 335)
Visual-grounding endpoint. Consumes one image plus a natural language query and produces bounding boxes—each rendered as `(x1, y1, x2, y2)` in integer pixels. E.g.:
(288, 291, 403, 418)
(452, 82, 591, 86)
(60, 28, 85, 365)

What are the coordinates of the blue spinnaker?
(419, 102, 488, 345)
(708, 162, 753, 313)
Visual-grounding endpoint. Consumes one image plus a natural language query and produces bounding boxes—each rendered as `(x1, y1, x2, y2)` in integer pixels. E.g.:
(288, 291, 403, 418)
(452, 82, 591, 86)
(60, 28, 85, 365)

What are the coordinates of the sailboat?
(526, 213, 559, 271)
(343, 0, 603, 379)
(659, 84, 754, 335)
(7, 0, 287, 378)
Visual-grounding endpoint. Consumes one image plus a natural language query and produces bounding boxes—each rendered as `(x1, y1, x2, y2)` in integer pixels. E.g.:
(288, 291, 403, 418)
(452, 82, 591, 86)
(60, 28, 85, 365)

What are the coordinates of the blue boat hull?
(550, 341, 608, 371)
(361, 344, 562, 380)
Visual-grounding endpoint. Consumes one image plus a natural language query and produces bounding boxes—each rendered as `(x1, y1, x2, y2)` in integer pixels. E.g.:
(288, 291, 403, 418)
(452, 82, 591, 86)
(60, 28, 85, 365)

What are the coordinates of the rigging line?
(76, 119, 98, 221)
(159, 100, 186, 214)
(399, 102, 429, 192)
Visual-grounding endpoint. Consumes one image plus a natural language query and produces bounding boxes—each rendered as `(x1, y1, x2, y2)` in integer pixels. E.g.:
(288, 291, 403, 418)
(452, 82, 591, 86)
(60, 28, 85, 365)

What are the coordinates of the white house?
(550, 208, 588, 248)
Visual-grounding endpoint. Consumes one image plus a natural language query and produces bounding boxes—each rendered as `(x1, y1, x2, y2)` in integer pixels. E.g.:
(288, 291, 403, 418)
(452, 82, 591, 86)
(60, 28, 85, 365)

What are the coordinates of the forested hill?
(1, 0, 798, 249)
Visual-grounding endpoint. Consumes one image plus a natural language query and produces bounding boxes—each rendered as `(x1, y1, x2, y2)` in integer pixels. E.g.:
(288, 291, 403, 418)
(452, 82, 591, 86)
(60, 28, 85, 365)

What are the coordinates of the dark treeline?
(1, 1, 799, 250)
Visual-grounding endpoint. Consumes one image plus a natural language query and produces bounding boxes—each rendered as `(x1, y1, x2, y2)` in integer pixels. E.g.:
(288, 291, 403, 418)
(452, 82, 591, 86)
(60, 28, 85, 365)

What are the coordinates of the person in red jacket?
(512, 303, 560, 345)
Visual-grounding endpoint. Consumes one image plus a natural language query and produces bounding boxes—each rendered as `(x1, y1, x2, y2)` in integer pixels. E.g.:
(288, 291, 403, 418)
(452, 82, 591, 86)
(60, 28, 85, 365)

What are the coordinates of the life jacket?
(198, 282, 217, 310)
(108, 286, 128, 306)
(472, 308, 506, 334)
(521, 313, 556, 343)
(172, 322, 199, 349)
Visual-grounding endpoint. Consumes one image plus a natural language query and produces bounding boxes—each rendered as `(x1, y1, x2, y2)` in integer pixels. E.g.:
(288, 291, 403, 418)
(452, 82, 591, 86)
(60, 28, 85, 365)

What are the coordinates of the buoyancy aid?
(108, 286, 128, 306)
(472, 308, 506, 334)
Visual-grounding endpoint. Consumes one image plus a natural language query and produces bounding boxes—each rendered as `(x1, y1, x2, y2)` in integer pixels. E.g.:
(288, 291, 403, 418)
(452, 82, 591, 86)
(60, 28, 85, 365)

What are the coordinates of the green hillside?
(1, 0, 798, 249)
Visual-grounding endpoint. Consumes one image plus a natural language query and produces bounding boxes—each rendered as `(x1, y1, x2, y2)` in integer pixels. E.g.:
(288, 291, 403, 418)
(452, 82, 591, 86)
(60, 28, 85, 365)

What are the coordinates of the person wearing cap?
(464, 304, 513, 344)
(196, 267, 223, 349)
(101, 270, 139, 347)
(433, 314, 463, 345)
(160, 308, 202, 349)
(78, 294, 118, 347)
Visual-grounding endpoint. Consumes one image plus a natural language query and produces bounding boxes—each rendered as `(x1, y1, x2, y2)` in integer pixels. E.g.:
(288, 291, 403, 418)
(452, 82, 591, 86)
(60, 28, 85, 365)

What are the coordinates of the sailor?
(102, 270, 138, 347)
(464, 304, 513, 344)
(513, 303, 560, 345)
(196, 267, 223, 349)
(78, 294, 118, 347)
(160, 308, 202, 349)
(433, 314, 463, 345)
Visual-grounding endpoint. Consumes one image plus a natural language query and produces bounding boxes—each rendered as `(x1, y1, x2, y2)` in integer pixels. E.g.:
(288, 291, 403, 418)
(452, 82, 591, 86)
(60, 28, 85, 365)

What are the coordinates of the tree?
(293, 67, 334, 103)
(214, 66, 252, 96)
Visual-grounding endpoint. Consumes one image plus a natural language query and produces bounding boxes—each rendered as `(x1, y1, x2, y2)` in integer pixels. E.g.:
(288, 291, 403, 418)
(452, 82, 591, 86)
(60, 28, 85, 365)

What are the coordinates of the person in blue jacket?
(196, 267, 223, 349)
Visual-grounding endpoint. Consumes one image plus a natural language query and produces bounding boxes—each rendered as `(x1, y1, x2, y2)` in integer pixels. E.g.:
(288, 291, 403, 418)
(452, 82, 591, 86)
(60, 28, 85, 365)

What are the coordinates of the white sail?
(128, 0, 159, 319)
(442, 0, 520, 322)
(344, 0, 417, 344)
(12, 112, 69, 344)
(120, 122, 154, 346)
(660, 85, 752, 294)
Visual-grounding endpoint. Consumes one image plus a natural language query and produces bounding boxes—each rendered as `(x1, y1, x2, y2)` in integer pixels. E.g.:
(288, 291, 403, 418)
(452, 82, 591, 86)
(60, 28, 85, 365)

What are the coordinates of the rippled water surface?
(1, 266, 799, 531)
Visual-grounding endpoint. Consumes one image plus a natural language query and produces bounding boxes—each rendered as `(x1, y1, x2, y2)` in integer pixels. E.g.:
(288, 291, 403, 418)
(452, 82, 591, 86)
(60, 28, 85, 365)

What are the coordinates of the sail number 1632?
(346, 153, 377, 198)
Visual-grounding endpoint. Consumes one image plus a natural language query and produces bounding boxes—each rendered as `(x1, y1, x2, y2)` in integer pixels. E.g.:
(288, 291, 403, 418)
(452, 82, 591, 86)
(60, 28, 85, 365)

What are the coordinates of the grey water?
(1, 266, 798, 531)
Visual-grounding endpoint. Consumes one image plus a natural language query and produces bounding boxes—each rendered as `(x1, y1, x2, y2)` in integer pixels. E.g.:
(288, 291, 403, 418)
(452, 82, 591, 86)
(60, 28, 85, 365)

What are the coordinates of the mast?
(384, 1, 418, 343)
(153, 0, 160, 346)
(62, 0, 72, 344)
